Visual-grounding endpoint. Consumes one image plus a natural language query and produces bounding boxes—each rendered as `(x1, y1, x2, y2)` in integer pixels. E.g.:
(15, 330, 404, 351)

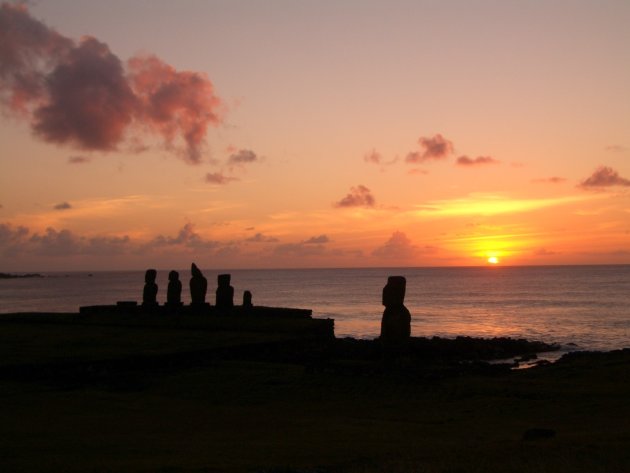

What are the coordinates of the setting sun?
(487, 256, 499, 265)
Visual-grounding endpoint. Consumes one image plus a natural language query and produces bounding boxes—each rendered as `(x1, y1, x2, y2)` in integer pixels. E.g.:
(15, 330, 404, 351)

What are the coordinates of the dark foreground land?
(0, 311, 628, 473)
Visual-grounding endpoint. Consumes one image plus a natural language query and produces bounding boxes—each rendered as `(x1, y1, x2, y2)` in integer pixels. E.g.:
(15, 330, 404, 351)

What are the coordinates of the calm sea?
(1, 266, 629, 353)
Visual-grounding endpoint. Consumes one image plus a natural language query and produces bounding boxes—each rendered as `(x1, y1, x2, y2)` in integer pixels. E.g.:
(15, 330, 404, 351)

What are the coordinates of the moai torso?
(216, 273, 234, 309)
(242, 290, 253, 308)
(189, 263, 207, 304)
(380, 276, 411, 343)
(142, 269, 158, 306)
(167, 270, 182, 305)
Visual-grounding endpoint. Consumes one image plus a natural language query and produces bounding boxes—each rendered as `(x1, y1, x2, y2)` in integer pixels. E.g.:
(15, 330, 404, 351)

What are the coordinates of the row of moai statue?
(142, 263, 253, 309)
(380, 276, 411, 345)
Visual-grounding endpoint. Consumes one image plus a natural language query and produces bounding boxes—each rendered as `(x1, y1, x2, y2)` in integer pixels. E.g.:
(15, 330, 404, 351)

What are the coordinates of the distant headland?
(0, 272, 44, 279)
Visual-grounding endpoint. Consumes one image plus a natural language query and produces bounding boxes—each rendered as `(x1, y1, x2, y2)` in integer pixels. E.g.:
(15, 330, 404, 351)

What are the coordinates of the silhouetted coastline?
(0, 272, 44, 279)
(0, 269, 628, 472)
(0, 307, 628, 472)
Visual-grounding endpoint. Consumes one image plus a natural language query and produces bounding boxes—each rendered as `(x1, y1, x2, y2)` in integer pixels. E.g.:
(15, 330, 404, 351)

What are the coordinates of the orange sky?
(1, 1, 629, 271)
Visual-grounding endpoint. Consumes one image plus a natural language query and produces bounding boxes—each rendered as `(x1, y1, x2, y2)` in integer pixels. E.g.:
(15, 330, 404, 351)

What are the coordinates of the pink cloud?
(33, 37, 137, 151)
(0, 4, 223, 163)
(227, 149, 258, 165)
(456, 155, 499, 166)
(579, 166, 630, 188)
(205, 172, 238, 185)
(406, 134, 454, 164)
(334, 185, 376, 208)
(128, 54, 222, 164)
(364, 149, 383, 164)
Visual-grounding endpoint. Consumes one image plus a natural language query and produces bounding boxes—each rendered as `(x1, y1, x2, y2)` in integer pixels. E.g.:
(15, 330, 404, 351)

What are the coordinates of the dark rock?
(189, 263, 207, 305)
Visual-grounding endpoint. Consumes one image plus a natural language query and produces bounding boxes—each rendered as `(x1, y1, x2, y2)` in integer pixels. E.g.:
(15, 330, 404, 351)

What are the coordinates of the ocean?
(1, 265, 629, 353)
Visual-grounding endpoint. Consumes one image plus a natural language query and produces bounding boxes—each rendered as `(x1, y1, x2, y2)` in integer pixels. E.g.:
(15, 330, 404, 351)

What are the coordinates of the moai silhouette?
(189, 263, 208, 305)
(380, 276, 411, 346)
(242, 290, 253, 308)
(216, 273, 234, 309)
(166, 270, 183, 306)
(142, 269, 158, 306)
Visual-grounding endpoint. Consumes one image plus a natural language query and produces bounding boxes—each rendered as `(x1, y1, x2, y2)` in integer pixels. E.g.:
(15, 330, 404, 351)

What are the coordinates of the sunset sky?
(1, 0, 629, 271)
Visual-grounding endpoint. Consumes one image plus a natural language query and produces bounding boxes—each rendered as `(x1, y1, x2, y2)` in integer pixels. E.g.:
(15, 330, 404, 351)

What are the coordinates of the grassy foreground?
(0, 313, 628, 473)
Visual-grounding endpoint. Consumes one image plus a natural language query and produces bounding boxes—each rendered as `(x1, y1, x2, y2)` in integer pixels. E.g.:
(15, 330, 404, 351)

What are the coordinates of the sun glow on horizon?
(487, 256, 499, 265)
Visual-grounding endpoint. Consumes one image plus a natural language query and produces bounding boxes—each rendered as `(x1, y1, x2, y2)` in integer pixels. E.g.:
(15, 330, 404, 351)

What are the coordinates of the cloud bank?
(372, 231, 417, 259)
(0, 3, 223, 164)
(274, 234, 330, 257)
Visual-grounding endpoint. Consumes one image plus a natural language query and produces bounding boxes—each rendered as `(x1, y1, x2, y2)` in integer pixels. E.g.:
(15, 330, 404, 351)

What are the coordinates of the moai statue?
(189, 263, 208, 305)
(142, 269, 158, 306)
(380, 276, 411, 346)
(242, 290, 253, 308)
(166, 270, 183, 307)
(216, 273, 234, 309)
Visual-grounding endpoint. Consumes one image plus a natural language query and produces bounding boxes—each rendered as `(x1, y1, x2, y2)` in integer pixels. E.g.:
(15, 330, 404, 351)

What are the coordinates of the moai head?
(168, 270, 179, 282)
(191, 263, 203, 279)
(190, 263, 207, 304)
(382, 276, 406, 307)
(145, 269, 157, 284)
(243, 290, 253, 307)
(218, 273, 231, 287)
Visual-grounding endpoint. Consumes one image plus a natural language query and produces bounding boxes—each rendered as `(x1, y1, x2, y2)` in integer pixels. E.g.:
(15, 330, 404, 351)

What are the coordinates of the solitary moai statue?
(242, 290, 253, 308)
(142, 269, 158, 306)
(189, 263, 207, 305)
(166, 270, 182, 306)
(216, 274, 234, 309)
(380, 276, 411, 345)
